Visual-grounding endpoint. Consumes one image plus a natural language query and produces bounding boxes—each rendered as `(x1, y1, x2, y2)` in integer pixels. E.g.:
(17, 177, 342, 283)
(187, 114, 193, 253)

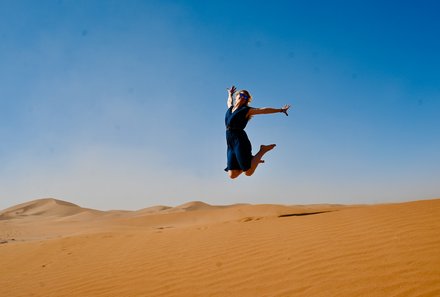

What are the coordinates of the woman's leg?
(228, 169, 243, 179)
(245, 144, 276, 176)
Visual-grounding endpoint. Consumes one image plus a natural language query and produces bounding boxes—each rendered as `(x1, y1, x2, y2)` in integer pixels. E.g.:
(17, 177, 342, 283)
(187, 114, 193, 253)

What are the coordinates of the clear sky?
(1, 0, 439, 210)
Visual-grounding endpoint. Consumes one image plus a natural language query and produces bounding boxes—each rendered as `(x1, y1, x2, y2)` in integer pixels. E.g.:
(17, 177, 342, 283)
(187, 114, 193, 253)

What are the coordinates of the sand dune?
(0, 198, 89, 220)
(1, 198, 439, 297)
(134, 205, 172, 215)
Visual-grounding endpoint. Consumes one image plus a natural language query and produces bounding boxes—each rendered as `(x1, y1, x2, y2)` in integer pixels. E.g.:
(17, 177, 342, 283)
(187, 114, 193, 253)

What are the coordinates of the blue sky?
(1, 0, 439, 210)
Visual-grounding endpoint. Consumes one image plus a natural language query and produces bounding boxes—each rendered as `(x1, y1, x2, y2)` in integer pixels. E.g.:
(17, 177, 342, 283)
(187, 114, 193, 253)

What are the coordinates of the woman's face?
(235, 92, 248, 106)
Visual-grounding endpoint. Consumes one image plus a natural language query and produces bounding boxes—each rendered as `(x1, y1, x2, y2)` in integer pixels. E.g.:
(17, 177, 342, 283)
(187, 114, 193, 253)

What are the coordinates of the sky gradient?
(1, 0, 439, 210)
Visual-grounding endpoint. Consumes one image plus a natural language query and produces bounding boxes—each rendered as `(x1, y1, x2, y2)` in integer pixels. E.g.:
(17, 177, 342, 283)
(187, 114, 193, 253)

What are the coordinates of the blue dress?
(225, 105, 252, 171)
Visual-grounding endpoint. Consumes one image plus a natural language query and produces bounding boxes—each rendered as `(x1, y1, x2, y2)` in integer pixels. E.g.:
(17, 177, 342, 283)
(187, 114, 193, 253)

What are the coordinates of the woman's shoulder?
(229, 105, 251, 114)
(244, 105, 254, 112)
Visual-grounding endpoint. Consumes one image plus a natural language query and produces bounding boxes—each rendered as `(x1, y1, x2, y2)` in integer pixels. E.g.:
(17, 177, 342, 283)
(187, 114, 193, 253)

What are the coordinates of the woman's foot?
(260, 144, 276, 153)
(245, 144, 276, 176)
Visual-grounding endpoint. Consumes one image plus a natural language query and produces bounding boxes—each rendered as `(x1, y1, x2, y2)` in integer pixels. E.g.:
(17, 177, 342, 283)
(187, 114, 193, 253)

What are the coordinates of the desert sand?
(1, 197, 439, 297)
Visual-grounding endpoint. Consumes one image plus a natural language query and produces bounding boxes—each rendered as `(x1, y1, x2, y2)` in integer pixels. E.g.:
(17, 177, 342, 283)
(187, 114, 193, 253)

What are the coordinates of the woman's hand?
(227, 85, 236, 96)
(281, 104, 291, 116)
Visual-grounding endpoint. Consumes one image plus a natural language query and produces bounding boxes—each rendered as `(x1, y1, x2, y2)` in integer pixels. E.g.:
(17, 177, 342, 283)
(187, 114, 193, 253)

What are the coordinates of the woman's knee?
(244, 170, 254, 176)
(228, 170, 242, 179)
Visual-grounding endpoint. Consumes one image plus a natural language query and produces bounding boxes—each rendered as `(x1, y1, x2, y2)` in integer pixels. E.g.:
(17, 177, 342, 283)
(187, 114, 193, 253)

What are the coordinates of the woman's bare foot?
(260, 144, 276, 153)
(245, 144, 276, 176)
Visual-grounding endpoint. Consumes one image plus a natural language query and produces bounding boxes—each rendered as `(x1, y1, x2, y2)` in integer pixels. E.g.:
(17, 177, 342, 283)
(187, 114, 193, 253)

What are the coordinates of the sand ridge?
(0, 198, 90, 220)
(1, 198, 439, 296)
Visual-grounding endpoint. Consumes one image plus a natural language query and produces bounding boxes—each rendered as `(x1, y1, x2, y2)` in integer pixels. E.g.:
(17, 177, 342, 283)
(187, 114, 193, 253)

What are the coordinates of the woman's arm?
(226, 86, 237, 108)
(248, 104, 291, 116)
(227, 86, 236, 108)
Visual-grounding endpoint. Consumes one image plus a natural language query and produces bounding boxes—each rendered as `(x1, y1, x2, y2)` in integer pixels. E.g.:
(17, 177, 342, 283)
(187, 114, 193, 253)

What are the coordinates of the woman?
(225, 85, 291, 179)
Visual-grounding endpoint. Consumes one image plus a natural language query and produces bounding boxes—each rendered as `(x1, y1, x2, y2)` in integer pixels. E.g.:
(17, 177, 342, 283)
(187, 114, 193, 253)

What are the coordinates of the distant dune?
(1, 198, 439, 297)
(0, 198, 84, 219)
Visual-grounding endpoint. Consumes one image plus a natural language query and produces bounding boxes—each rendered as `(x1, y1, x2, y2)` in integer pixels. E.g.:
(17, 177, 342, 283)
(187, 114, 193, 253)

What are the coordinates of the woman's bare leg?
(245, 144, 276, 176)
(228, 169, 243, 179)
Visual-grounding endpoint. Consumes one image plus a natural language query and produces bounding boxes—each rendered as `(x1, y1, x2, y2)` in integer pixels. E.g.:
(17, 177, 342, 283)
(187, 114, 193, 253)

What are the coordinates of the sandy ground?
(1, 198, 439, 297)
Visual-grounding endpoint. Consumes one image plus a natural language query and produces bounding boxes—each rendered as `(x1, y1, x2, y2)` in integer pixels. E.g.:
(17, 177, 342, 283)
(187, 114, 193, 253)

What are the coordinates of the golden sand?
(1, 198, 439, 297)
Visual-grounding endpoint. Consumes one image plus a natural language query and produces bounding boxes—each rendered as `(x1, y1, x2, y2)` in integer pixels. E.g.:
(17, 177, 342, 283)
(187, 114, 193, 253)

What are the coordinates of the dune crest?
(134, 205, 172, 215)
(170, 201, 214, 212)
(0, 198, 89, 220)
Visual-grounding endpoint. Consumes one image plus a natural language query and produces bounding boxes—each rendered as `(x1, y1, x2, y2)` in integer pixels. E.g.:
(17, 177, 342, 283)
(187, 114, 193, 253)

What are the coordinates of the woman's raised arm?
(226, 85, 236, 108)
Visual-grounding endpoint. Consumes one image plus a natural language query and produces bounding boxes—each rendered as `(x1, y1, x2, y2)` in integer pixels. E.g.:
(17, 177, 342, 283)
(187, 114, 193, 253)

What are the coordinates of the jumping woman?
(225, 85, 291, 179)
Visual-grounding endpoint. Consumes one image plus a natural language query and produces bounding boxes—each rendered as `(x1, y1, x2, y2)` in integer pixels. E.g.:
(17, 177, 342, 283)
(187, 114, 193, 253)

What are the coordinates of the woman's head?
(235, 90, 252, 106)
